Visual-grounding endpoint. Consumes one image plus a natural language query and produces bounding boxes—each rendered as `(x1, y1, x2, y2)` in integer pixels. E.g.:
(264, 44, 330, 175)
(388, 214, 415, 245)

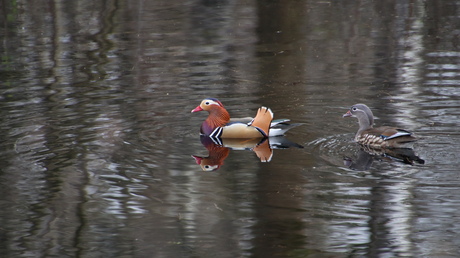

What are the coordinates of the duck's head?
(343, 103, 374, 129)
(191, 98, 225, 113)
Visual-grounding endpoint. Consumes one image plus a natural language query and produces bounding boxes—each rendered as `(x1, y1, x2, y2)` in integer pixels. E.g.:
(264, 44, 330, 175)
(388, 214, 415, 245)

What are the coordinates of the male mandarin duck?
(343, 104, 417, 149)
(191, 98, 301, 139)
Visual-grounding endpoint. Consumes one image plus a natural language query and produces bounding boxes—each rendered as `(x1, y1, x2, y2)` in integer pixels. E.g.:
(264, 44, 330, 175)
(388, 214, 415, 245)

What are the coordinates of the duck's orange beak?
(191, 105, 203, 113)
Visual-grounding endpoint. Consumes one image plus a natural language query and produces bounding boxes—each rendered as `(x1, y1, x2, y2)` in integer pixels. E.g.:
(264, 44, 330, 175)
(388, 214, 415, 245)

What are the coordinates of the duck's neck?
(356, 114, 373, 136)
(201, 108, 230, 135)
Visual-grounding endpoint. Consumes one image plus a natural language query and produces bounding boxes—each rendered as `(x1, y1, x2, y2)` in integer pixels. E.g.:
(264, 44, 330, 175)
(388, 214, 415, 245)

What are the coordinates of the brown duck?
(343, 104, 417, 149)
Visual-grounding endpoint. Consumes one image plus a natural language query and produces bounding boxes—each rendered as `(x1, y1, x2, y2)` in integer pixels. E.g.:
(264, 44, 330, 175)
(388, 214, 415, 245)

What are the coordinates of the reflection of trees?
(0, 0, 458, 257)
(0, 1, 132, 256)
(253, 0, 438, 257)
(0, 0, 261, 257)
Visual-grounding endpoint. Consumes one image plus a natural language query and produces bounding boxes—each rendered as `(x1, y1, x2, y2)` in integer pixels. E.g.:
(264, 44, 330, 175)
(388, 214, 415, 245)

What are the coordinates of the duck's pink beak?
(191, 106, 203, 113)
(191, 155, 203, 164)
(343, 110, 352, 118)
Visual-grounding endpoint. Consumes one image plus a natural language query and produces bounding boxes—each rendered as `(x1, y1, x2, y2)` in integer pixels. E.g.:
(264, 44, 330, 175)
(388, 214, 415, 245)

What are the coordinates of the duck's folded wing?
(378, 127, 414, 141)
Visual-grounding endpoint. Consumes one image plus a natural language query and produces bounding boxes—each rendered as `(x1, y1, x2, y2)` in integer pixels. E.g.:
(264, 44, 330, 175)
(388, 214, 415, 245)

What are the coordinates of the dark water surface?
(1, 1, 460, 257)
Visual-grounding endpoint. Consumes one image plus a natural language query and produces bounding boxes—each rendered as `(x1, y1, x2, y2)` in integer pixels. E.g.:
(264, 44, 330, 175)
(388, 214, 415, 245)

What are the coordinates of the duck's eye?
(205, 102, 210, 105)
(352, 107, 357, 111)
(204, 165, 210, 169)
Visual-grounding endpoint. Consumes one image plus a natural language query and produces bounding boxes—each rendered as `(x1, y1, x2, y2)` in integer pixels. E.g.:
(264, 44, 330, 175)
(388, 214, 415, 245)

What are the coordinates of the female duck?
(343, 104, 417, 149)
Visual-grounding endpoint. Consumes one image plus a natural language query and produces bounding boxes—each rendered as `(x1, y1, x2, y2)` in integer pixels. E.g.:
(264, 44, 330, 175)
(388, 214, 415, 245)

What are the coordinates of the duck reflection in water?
(344, 146, 425, 171)
(192, 136, 303, 171)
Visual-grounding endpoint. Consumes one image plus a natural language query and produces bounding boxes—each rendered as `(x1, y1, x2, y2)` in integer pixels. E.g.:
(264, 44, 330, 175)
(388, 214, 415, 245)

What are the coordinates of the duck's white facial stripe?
(202, 164, 219, 171)
(203, 99, 221, 107)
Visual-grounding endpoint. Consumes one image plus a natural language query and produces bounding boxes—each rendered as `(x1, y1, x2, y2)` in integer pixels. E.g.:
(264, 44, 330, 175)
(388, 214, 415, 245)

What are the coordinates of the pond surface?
(1, 1, 460, 257)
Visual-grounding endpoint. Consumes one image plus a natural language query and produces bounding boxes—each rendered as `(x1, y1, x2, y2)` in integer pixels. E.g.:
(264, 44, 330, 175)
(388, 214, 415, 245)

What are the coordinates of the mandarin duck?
(191, 98, 301, 139)
(343, 104, 417, 149)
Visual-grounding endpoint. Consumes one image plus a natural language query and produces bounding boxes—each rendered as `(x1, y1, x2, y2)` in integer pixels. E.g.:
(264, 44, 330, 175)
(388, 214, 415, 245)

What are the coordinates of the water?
(1, 0, 460, 257)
